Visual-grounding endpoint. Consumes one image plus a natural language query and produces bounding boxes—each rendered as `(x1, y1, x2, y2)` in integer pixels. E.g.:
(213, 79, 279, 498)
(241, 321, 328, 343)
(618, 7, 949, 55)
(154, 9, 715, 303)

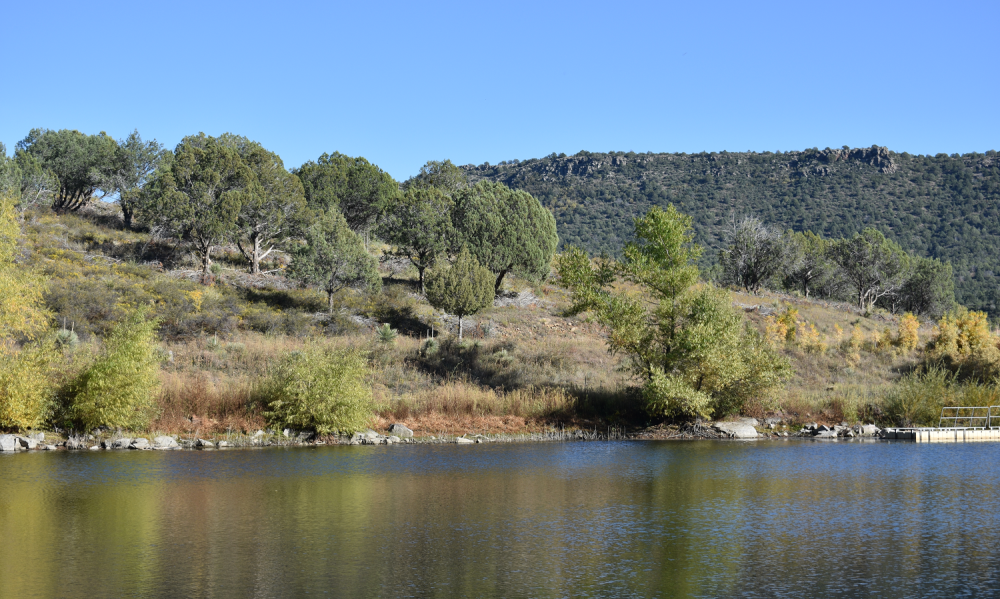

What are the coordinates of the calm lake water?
(1, 440, 998, 597)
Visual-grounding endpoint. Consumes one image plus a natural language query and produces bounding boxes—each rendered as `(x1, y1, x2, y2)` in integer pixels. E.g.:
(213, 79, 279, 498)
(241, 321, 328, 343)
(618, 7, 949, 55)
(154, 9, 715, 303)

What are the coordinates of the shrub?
(897, 313, 920, 351)
(67, 307, 162, 431)
(0, 340, 56, 430)
(262, 346, 372, 434)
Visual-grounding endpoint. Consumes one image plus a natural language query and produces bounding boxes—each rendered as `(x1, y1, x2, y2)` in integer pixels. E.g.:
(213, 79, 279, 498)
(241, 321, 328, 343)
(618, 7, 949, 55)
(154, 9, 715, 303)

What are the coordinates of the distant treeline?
(717, 216, 954, 318)
(462, 146, 1000, 315)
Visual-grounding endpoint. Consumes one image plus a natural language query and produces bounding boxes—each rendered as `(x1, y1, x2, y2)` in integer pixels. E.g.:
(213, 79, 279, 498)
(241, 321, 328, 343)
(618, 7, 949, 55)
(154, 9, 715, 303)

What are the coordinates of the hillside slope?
(461, 147, 1000, 313)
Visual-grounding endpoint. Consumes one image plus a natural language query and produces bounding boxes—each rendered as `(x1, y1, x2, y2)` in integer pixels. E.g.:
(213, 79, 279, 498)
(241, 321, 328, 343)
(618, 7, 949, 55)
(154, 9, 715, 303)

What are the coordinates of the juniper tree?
(290, 210, 381, 313)
(425, 247, 495, 340)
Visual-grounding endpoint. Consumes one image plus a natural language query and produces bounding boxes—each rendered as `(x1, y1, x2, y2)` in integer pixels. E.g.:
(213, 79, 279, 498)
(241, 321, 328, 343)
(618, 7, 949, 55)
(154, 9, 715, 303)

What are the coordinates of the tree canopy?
(379, 186, 454, 293)
(425, 247, 495, 340)
(294, 152, 398, 237)
(17, 128, 117, 211)
(98, 130, 167, 229)
(828, 228, 908, 313)
(289, 210, 381, 312)
(557, 205, 790, 419)
(146, 133, 252, 272)
(452, 180, 558, 293)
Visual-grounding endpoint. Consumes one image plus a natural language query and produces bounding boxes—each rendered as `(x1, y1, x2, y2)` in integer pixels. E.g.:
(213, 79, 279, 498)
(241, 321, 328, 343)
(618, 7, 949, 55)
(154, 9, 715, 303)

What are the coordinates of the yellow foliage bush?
(764, 315, 788, 346)
(797, 322, 827, 354)
(897, 313, 920, 351)
(931, 308, 999, 369)
(777, 306, 798, 342)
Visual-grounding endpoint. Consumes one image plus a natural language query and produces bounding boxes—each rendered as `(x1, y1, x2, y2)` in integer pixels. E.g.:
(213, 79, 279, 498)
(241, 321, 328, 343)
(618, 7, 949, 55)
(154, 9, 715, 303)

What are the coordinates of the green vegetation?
(4, 130, 1000, 439)
(464, 147, 1000, 314)
(65, 307, 162, 431)
(558, 206, 790, 419)
(262, 346, 372, 434)
(425, 247, 495, 340)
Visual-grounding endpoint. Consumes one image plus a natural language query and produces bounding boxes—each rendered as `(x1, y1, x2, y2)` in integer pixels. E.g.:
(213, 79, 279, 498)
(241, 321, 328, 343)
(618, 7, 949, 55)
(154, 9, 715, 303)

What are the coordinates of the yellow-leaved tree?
(0, 195, 54, 430)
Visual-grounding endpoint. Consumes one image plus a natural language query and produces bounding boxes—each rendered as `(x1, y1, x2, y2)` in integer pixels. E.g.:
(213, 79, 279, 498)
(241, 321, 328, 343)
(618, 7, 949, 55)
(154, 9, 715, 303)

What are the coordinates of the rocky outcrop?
(0, 434, 16, 452)
(816, 145, 896, 173)
(153, 436, 179, 450)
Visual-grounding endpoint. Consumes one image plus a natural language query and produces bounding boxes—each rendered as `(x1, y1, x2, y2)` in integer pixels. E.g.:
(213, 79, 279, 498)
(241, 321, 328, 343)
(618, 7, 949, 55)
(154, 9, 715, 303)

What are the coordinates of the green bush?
(0, 340, 56, 431)
(67, 307, 162, 431)
(262, 346, 373, 434)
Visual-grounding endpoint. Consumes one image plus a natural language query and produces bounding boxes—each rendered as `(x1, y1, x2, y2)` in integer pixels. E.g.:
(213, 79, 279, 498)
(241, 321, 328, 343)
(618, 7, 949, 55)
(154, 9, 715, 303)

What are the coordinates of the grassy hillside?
(10, 203, 959, 437)
(462, 147, 1000, 313)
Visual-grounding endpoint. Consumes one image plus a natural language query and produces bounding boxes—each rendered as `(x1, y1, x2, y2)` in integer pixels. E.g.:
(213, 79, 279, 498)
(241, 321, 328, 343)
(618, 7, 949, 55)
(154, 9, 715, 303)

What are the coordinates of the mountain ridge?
(460, 146, 1000, 313)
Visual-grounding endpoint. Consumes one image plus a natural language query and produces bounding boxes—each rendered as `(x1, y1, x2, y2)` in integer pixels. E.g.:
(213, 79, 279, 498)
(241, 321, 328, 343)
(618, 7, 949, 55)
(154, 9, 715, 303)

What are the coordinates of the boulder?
(16, 436, 38, 450)
(103, 438, 132, 450)
(814, 430, 838, 438)
(363, 430, 380, 440)
(196, 438, 215, 448)
(0, 434, 16, 452)
(89, 445, 100, 451)
(43, 444, 57, 450)
(712, 423, 758, 439)
(217, 441, 231, 448)
(348, 433, 364, 445)
(66, 437, 87, 450)
(130, 438, 150, 450)
(734, 417, 759, 427)
(153, 436, 179, 449)
(861, 425, 880, 436)
(31, 432, 45, 442)
(388, 436, 400, 443)
(455, 436, 475, 444)
(388, 424, 414, 438)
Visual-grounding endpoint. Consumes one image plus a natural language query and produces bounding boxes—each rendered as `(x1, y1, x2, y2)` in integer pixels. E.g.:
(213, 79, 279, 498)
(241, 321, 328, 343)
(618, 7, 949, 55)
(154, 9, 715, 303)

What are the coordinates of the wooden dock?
(883, 428, 1000, 442)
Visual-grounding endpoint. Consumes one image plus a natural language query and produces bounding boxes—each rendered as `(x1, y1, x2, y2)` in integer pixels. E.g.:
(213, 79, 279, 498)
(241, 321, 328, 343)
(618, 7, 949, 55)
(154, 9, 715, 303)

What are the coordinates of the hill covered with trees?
(461, 147, 1000, 314)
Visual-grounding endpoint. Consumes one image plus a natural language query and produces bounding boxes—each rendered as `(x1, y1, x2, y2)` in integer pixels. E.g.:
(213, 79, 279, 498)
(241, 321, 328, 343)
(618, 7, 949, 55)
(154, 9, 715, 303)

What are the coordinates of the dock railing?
(938, 406, 1000, 429)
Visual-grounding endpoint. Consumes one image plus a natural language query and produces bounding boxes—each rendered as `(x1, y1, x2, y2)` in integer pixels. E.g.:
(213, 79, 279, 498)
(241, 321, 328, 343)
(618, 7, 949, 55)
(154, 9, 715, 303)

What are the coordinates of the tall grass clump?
(262, 346, 373, 434)
(67, 307, 162, 431)
(880, 365, 1000, 427)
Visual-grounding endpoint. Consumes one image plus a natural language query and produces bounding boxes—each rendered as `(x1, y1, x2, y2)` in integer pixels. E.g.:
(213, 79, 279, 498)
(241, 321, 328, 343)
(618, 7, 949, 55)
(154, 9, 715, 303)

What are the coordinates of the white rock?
(388, 436, 400, 443)
(712, 423, 759, 439)
(0, 434, 16, 452)
(130, 438, 150, 450)
(388, 424, 414, 438)
(455, 437, 475, 444)
(153, 436, 179, 449)
(196, 438, 215, 448)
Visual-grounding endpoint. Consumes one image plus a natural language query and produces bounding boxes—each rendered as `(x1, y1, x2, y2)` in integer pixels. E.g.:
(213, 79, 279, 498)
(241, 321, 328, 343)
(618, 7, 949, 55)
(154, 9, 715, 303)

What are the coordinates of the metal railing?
(938, 406, 1000, 429)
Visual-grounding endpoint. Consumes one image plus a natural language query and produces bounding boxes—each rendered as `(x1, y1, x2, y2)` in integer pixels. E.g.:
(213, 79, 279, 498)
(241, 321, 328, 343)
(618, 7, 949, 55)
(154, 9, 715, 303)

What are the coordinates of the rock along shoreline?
(0, 419, 888, 454)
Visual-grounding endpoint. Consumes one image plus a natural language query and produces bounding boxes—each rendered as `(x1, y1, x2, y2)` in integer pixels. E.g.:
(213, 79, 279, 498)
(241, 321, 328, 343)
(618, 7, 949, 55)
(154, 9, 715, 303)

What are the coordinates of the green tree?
(218, 135, 307, 273)
(379, 186, 454, 293)
(403, 159, 468, 193)
(425, 247, 495, 340)
(828, 228, 908, 312)
(263, 346, 372, 434)
(290, 210, 381, 313)
(67, 307, 161, 431)
(294, 152, 398, 239)
(147, 133, 252, 273)
(452, 180, 558, 294)
(97, 130, 167, 229)
(556, 205, 790, 419)
(896, 256, 955, 318)
(782, 230, 837, 298)
(16, 128, 117, 211)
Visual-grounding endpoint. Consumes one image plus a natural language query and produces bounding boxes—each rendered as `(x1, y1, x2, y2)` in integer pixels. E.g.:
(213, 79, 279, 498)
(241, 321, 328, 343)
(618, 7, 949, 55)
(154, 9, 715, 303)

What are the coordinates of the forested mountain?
(461, 147, 1000, 313)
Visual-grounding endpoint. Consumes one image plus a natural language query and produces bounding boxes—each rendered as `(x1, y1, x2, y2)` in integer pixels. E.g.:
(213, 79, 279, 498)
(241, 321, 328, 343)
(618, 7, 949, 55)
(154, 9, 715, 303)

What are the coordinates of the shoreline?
(0, 420, 885, 452)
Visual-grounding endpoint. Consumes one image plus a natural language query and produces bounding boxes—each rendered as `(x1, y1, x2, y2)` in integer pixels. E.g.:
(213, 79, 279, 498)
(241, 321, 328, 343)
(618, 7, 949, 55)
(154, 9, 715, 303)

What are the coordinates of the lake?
(1, 439, 998, 597)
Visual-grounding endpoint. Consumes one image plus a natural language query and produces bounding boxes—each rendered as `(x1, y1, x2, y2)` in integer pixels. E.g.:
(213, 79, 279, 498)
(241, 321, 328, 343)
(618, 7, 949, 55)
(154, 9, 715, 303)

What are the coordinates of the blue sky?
(2, 0, 996, 180)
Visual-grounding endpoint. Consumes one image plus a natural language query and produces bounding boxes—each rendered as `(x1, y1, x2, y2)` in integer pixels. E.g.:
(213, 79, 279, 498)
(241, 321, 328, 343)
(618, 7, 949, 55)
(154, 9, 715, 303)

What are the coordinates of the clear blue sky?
(2, 0, 996, 180)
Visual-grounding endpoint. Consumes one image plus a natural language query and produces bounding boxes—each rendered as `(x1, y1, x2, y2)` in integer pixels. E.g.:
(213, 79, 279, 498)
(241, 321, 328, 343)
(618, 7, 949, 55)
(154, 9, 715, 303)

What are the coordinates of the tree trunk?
(458, 315, 464, 340)
(418, 266, 425, 295)
(328, 290, 335, 314)
(202, 246, 213, 274)
(251, 236, 261, 274)
(123, 208, 134, 230)
(494, 268, 510, 295)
